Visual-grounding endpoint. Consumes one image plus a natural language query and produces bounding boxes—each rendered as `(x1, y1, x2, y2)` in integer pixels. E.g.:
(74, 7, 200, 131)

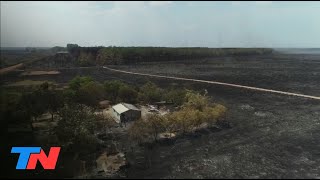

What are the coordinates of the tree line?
(65, 44, 274, 65)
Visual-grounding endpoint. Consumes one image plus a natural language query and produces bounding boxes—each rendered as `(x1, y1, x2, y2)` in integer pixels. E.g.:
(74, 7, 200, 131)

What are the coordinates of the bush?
(184, 90, 209, 111)
(77, 81, 105, 107)
(138, 81, 163, 103)
(164, 88, 187, 106)
(69, 76, 94, 91)
(128, 119, 152, 144)
(129, 91, 228, 144)
(103, 80, 137, 103)
(66, 76, 105, 107)
(55, 104, 100, 155)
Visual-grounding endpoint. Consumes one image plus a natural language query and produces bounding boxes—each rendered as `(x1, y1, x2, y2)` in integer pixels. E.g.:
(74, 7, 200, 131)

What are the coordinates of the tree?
(128, 119, 152, 144)
(164, 88, 187, 106)
(213, 104, 227, 122)
(77, 81, 105, 107)
(169, 106, 204, 134)
(36, 82, 64, 121)
(0, 89, 32, 130)
(66, 76, 105, 107)
(104, 80, 122, 102)
(62, 88, 77, 104)
(78, 51, 94, 66)
(55, 104, 99, 155)
(51, 46, 66, 52)
(69, 76, 94, 91)
(96, 48, 123, 65)
(162, 114, 177, 137)
(138, 81, 163, 103)
(66, 44, 79, 53)
(103, 80, 135, 103)
(45, 90, 64, 121)
(118, 85, 138, 103)
(184, 90, 209, 111)
(145, 114, 166, 141)
(19, 90, 46, 122)
(167, 91, 227, 133)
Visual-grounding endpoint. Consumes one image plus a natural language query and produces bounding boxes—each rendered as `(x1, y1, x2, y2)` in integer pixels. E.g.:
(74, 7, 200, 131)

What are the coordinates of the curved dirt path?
(0, 63, 24, 75)
(103, 66, 320, 101)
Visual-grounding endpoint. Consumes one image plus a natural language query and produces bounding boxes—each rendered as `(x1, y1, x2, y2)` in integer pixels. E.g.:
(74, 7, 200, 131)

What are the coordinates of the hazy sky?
(1, 1, 320, 47)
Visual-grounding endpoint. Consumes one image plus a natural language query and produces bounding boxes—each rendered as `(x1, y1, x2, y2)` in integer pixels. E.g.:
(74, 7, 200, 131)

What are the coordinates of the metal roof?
(112, 103, 139, 114)
(122, 103, 140, 111)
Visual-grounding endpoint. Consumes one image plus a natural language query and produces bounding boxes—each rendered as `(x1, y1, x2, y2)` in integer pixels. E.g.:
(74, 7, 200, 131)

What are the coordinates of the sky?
(1, 1, 320, 48)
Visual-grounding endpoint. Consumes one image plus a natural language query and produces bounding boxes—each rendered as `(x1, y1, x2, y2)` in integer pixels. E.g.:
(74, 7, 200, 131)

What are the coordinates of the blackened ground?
(108, 54, 320, 179)
(4, 53, 320, 178)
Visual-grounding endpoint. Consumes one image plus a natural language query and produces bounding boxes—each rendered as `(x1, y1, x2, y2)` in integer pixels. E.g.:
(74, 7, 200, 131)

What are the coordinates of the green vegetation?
(2, 82, 63, 132)
(41, 76, 195, 110)
(65, 76, 104, 107)
(4, 75, 228, 177)
(3, 78, 112, 158)
(55, 104, 101, 155)
(1, 89, 29, 128)
(103, 80, 138, 103)
(128, 90, 227, 143)
(164, 88, 188, 106)
(138, 81, 163, 103)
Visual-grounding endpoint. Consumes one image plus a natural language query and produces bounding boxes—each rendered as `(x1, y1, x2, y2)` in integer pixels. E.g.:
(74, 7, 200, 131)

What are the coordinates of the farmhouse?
(112, 103, 141, 124)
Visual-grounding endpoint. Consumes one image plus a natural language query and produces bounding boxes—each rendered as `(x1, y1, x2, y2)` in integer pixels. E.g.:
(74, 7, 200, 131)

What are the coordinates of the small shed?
(112, 103, 141, 124)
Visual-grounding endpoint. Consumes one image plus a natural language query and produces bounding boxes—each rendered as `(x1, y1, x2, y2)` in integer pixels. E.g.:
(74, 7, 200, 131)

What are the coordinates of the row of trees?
(2, 82, 64, 133)
(65, 44, 274, 65)
(128, 91, 227, 144)
(95, 47, 274, 65)
(64, 76, 187, 107)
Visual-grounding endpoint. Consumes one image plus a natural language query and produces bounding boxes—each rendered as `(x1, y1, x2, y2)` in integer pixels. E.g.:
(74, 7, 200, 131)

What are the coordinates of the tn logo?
(11, 147, 61, 170)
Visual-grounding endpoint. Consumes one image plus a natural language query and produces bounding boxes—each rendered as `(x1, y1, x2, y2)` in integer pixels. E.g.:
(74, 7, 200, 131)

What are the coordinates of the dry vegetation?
(128, 91, 227, 144)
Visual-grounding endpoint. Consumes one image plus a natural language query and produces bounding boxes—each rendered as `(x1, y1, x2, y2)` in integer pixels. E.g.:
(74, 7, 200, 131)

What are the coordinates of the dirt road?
(0, 63, 24, 75)
(103, 66, 320, 101)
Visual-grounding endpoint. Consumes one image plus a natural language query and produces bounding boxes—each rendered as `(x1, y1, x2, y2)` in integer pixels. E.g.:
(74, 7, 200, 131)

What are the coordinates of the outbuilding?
(112, 103, 141, 124)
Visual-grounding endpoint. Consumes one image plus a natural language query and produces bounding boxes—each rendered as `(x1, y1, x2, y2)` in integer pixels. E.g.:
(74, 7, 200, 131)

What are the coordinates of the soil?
(4, 52, 320, 178)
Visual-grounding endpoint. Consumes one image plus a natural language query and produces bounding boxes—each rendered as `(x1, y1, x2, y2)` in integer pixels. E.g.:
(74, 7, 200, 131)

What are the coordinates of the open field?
(107, 53, 320, 178)
(21, 70, 60, 76)
(3, 52, 320, 178)
(110, 54, 320, 179)
(5, 80, 56, 87)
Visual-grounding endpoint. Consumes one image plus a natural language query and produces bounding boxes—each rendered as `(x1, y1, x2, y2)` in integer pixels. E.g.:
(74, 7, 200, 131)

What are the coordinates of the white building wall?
(112, 106, 141, 123)
(112, 108, 121, 123)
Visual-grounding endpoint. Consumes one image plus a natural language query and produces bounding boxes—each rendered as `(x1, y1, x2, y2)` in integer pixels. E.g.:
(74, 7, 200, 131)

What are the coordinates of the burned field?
(107, 54, 320, 178)
(3, 52, 320, 178)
